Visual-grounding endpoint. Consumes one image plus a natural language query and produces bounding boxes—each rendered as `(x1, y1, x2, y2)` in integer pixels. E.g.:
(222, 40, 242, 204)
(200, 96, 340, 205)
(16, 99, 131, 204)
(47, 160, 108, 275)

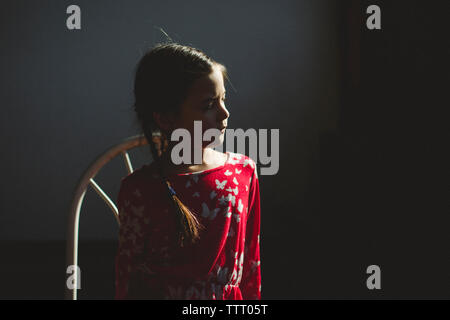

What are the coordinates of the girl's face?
(172, 65, 230, 148)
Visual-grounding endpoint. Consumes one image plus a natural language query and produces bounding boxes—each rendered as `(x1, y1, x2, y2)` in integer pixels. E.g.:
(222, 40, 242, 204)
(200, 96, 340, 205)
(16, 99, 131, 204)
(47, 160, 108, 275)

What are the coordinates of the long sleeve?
(114, 178, 193, 299)
(240, 166, 262, 299)
(114, 179, 148, 299)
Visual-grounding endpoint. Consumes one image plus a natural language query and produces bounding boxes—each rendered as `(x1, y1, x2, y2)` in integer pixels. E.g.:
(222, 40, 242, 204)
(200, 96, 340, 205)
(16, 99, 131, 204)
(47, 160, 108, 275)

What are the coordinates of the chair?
(65, 134, 148, 300)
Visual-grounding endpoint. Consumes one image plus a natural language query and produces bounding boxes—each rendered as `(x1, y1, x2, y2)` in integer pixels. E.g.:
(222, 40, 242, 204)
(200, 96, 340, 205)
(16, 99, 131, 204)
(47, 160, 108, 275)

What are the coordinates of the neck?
(158, 145, 215, 176)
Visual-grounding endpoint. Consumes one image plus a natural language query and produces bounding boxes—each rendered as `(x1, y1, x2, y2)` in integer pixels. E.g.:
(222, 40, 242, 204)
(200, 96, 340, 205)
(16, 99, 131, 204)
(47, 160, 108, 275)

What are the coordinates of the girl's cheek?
(203, 112, 218, 125)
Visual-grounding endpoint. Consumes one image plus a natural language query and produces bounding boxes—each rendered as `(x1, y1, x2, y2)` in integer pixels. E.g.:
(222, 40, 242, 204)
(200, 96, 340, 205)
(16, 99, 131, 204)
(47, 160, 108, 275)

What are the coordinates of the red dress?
(115, 151, 261, 300)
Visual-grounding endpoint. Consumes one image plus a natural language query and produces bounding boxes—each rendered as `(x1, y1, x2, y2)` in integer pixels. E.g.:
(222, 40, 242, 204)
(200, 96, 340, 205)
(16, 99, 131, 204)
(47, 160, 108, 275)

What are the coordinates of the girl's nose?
(219, 100, 230, 120)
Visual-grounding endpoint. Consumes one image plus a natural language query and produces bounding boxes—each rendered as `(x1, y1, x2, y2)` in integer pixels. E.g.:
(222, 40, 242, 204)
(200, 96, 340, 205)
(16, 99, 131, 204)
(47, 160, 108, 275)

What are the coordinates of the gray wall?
(1, 0, 447, 300)
(0, 0, 343, 299)
(0, 0, 339, 241)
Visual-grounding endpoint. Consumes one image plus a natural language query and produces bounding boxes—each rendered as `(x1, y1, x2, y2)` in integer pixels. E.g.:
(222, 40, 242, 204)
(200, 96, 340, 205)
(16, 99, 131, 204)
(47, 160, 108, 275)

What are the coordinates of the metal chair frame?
(65, 134, 148, 300)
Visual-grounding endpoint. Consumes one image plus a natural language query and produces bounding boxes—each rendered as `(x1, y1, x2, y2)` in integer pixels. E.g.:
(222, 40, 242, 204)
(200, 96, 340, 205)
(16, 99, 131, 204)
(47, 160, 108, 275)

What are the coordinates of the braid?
(150, 131, 204, 247)
(150, 130, 168, 158)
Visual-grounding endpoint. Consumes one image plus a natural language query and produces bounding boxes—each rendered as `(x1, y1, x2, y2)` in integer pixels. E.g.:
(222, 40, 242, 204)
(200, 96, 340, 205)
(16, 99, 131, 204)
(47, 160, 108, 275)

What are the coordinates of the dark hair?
(133, 42, 228, 247)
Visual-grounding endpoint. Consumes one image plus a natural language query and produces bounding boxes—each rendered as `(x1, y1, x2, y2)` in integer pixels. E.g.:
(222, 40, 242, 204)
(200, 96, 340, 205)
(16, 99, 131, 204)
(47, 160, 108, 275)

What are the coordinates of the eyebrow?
(201, 90, 226, 102)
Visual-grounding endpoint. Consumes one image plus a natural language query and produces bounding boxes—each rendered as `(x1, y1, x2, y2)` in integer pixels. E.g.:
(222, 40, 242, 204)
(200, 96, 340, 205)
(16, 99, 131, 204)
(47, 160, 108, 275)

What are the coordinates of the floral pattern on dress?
(115, 152, 261, 300)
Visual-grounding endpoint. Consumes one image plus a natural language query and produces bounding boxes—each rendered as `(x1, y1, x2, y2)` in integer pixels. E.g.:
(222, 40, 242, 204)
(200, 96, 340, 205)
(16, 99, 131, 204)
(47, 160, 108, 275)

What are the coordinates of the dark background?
(0, 0, 448, 299)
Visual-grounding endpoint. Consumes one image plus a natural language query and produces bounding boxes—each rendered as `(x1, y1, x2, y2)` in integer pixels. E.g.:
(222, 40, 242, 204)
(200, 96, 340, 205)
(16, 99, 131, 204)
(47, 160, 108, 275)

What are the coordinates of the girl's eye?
(205, 97, 225, 110)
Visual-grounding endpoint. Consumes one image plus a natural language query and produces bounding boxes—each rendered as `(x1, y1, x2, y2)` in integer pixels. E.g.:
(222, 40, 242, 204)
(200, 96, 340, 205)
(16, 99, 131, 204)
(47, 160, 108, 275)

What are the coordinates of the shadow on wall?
(0, 240, 117, 299)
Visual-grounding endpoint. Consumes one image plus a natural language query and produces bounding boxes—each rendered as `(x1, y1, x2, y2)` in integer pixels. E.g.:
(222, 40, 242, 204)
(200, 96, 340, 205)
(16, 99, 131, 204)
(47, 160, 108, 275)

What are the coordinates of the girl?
(115, 43, 261, 300)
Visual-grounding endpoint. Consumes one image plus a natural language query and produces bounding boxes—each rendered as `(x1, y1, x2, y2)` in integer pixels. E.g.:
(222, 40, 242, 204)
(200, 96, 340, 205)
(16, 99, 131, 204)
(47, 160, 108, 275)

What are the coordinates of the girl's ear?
(153, 111, 176, 132)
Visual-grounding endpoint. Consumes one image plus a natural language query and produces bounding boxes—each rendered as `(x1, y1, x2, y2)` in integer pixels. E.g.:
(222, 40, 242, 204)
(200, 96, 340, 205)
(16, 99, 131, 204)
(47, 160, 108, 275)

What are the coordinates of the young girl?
(115, 43, 261, 300)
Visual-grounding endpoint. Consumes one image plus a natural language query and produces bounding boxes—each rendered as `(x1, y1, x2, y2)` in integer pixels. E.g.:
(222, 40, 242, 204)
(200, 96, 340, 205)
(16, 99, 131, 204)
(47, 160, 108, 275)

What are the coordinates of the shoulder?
(226, 151, 257, 176)
(227, 151, 257, 167)
(118, 163, 160, 195)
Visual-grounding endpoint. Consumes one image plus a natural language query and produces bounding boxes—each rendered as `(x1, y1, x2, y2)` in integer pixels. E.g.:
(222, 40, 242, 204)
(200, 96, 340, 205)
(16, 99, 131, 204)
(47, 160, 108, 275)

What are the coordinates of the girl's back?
(115, 151, 261, 299)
